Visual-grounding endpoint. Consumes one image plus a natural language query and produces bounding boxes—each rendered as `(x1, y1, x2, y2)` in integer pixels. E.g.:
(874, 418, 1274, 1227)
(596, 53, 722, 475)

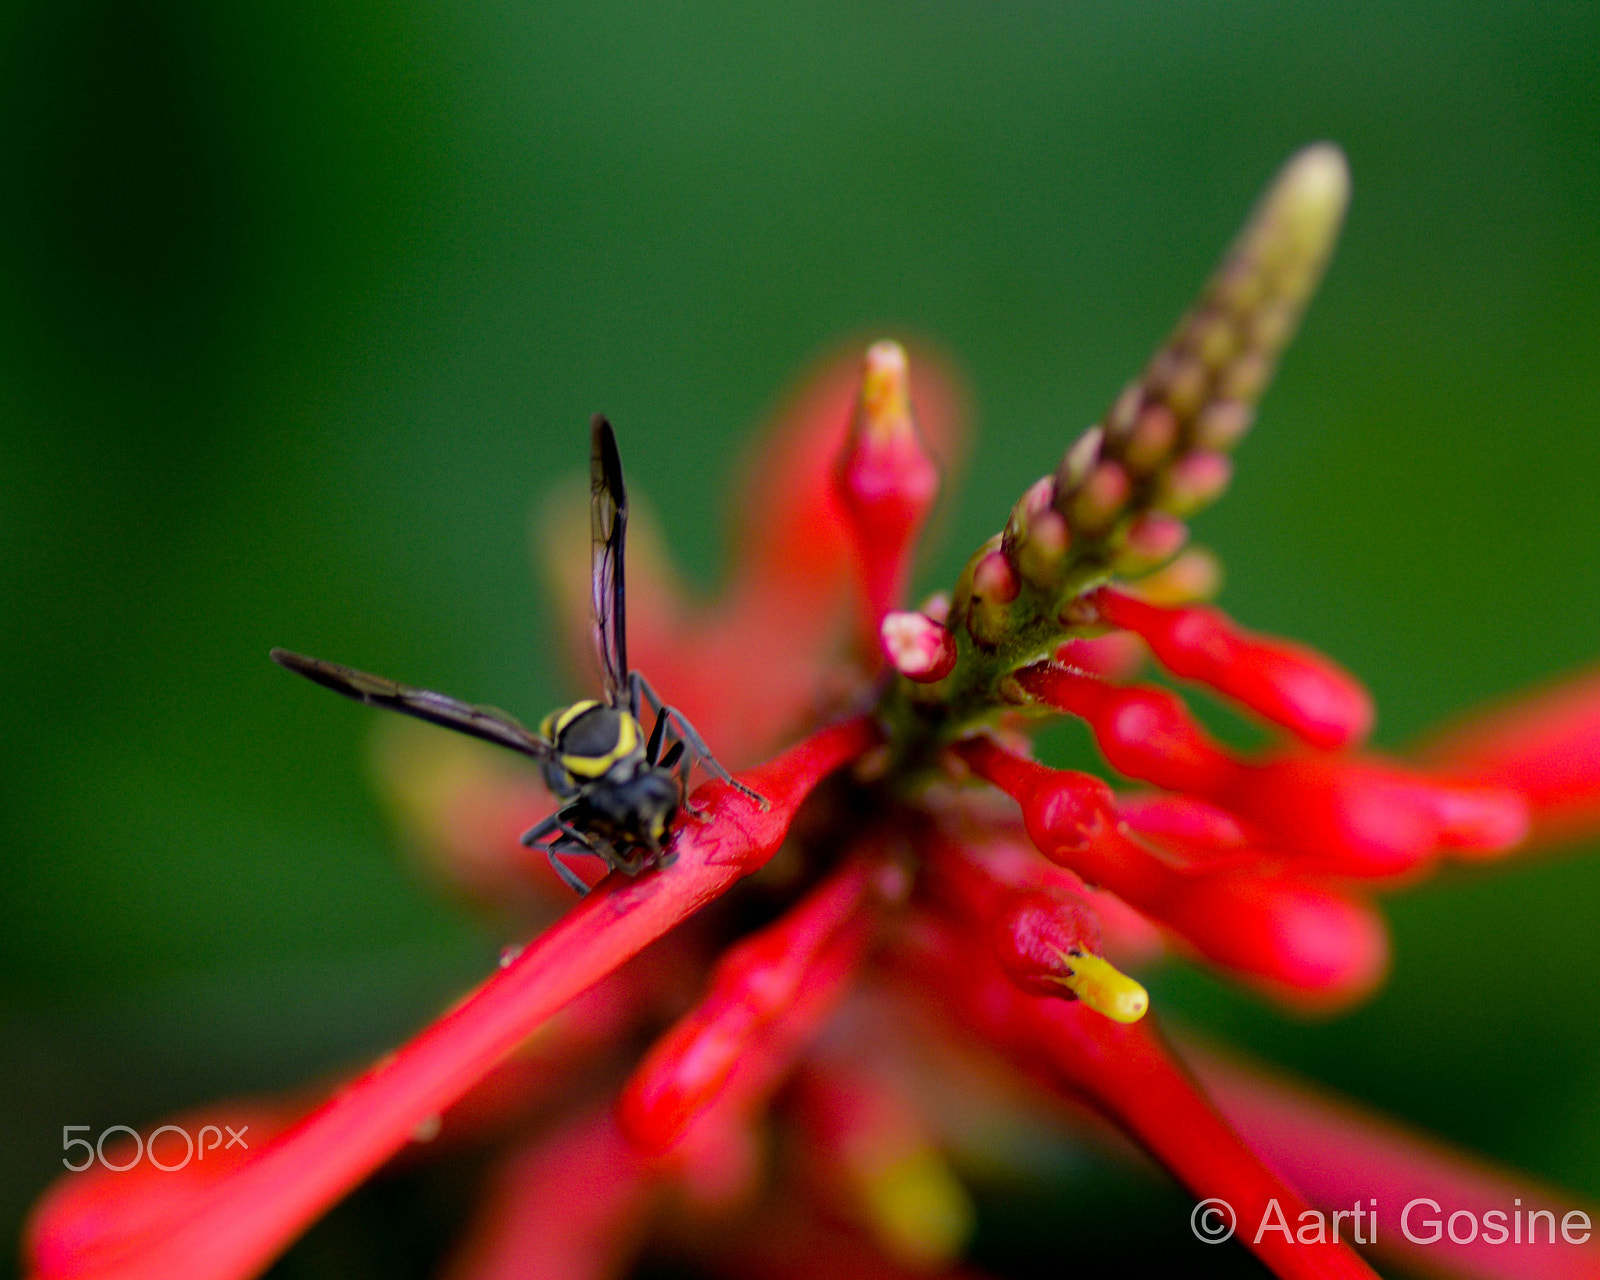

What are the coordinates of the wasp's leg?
(629, 672, 768, 808)
(519, 811, 566, 848)
(522, 811, 611, 860)
(609, 844, 655, 876)
(636, 683, 707, 819)
(629, 670, 662, 722)
(543, 842, 595, 895)
(521, 811, 616, 895)
(644, 699, 669, 765)
(667, 715, 767, 807)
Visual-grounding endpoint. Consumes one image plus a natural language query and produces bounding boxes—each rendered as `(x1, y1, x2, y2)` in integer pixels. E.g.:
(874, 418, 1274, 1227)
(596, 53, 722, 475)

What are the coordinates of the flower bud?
(880, 610, 958, 683)
(1110, 512, 1189, 575)
(966, 549, 1021, 646)
(832, 341, 942, 631)
(1153, 450, 1233, 516)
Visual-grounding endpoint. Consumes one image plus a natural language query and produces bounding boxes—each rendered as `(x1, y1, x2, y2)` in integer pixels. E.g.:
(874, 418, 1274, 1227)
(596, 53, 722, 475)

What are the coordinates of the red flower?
(27, 144, 1600, 1280)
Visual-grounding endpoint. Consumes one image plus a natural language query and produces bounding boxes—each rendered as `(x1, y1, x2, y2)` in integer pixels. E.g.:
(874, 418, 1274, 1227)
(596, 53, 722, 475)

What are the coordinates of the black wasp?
(272, 415, 765, 894)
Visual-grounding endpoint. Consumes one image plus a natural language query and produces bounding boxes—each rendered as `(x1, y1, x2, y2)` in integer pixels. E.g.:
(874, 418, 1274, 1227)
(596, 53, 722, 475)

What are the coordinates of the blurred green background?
(3, 1, 1598, 1275)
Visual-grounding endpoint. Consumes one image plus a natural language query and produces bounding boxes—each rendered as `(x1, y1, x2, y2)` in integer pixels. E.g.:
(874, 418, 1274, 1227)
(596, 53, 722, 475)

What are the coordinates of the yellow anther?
(858, 340, 913, 443)
(1053, 948, 1150, 1023)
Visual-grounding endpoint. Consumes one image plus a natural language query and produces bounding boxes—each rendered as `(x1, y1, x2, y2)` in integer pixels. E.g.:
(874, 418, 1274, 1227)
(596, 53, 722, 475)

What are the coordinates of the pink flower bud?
(879, 610, 958, 682)
(1153, 450, 1232, 516)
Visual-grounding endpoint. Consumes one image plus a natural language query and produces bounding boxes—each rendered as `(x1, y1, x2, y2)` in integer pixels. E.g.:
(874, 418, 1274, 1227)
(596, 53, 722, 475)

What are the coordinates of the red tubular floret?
(831, 342, 943, 639)
(1215, 754, 1529, 876)
(1191, 1045, 1600, 1280)
(989, 887, 1104, 999)
(1011, 663, 1236, 793)
(1011, 662, 1526, 877)
(1421, 665, 1600, 850)
(617, 859, 879, 1153)
(953, 736, 1388, 1003)
(1094, 588, 1374, 750)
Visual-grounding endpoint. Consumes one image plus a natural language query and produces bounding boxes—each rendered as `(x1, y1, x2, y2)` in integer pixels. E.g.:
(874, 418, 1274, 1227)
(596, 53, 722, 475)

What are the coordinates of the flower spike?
(1054, 142, 1348, 575)
(42, 142, 1600, 1280)
(878, 148, 1350, 760)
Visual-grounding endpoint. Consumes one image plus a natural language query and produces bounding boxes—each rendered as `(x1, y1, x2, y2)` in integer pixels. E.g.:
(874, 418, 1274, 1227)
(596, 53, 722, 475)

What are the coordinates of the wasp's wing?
(271, 649, 555, 762)
(590, 414, 629, 705)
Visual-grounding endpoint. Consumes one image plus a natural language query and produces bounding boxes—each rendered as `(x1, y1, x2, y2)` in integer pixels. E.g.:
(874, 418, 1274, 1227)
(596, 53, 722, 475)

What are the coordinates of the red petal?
(1094, 588, 1373, 750)
(1421, 666, 1600, 850)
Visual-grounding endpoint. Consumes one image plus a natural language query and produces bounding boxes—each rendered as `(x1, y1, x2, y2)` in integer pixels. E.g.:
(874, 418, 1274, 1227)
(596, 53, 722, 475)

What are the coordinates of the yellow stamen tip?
(1056, 949, 1150, 1023)
(859, 340, 913, 440)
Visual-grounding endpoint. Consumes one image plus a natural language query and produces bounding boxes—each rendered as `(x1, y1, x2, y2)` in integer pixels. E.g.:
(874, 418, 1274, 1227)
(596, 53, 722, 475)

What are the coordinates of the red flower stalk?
(30, 142, 1600, 1280)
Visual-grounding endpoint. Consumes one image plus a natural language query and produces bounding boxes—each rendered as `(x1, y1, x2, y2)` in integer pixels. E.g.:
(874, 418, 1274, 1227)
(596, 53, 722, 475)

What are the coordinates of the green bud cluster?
(880, 145, 1351, 758)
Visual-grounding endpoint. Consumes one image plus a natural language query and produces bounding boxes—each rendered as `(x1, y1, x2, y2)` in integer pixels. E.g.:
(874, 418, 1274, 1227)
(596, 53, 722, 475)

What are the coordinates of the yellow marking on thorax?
(560, 709, 641, 779)
(543, 699, 601, 742)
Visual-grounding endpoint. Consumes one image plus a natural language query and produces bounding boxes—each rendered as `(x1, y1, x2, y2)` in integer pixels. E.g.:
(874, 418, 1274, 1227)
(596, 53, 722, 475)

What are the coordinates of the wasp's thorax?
(539, 701, 647, 792)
